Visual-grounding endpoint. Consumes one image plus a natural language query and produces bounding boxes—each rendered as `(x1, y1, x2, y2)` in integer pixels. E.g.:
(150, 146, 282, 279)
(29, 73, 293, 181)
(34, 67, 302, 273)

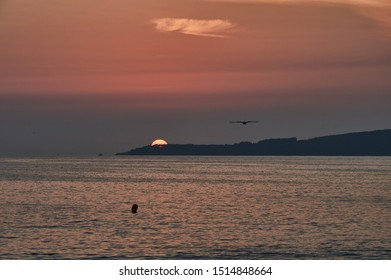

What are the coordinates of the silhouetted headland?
(116, 129, 391, 156)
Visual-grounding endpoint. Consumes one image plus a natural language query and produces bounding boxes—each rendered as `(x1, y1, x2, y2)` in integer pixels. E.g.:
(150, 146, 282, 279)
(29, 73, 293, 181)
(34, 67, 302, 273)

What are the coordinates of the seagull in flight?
(229, 120, 259, 125)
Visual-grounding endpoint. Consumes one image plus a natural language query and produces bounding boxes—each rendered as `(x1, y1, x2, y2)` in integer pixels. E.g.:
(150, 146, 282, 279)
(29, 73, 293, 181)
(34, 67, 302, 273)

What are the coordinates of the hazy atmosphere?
(1, 0, 390, 156)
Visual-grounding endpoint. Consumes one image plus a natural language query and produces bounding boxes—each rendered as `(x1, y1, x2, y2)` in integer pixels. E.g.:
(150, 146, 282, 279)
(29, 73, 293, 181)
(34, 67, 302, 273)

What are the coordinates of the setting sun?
(151, 139, 168, 146)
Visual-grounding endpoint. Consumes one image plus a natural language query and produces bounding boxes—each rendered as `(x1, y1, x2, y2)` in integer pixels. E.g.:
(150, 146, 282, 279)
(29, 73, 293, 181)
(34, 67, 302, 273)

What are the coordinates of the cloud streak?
(205, 0, 391, 31)
(152, 18, 235, 38)
(204, 0, 389, 6)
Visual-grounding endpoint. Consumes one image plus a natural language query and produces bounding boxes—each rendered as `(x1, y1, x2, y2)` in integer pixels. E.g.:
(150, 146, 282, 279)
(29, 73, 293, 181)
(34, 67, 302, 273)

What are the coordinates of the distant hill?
(116, 129, 391, 156)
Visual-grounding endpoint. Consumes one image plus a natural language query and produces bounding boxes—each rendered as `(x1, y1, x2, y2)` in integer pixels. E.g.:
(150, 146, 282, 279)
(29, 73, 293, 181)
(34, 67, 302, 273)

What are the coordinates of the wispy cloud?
(152, 18, 235, 38)
(204, 0, 389, 6)
(205, 0, 391, 30)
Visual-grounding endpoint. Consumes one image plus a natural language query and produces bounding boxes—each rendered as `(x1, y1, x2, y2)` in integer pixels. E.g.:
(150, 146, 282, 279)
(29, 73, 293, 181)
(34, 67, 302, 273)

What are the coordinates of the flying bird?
(229, 120, 259, 125)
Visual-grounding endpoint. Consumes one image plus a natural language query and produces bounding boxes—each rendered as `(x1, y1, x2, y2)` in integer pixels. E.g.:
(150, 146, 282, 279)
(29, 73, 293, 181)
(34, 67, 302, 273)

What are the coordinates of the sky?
(0, 0, 390, 156)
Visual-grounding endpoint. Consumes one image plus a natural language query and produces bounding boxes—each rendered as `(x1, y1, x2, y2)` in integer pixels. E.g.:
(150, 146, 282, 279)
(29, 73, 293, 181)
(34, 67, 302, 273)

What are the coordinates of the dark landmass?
(116, 129, 391, 156)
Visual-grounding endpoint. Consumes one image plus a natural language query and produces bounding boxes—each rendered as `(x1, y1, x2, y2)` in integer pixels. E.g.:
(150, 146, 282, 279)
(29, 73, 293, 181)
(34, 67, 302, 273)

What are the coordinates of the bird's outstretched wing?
(230, 120, 259, 125)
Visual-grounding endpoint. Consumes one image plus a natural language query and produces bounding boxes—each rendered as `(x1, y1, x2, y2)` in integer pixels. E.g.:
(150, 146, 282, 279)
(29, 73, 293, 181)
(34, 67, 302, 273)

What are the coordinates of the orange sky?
(0, 0, 390, 155)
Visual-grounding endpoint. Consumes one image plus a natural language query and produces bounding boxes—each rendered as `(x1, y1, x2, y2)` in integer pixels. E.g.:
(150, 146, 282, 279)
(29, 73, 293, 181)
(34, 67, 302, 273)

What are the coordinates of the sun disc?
(151, 139, 168, 146)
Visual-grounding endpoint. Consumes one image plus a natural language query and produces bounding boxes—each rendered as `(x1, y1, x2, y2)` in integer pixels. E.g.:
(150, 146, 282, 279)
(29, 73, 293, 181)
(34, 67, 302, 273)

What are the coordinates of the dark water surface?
(1, 156, 390, 259)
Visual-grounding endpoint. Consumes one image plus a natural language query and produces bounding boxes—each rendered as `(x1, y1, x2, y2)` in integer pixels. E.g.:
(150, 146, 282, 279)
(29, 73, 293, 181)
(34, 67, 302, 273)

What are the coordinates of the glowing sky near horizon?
(0, 0, 390, 155)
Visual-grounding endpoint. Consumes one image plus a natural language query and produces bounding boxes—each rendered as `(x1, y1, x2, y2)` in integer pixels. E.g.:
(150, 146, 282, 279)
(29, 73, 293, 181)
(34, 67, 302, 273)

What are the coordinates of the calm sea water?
(1, 156, 390, 259)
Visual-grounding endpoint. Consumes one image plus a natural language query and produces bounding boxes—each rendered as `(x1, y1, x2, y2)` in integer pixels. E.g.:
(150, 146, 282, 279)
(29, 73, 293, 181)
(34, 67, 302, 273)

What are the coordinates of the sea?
(1, 156, 390, 259)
